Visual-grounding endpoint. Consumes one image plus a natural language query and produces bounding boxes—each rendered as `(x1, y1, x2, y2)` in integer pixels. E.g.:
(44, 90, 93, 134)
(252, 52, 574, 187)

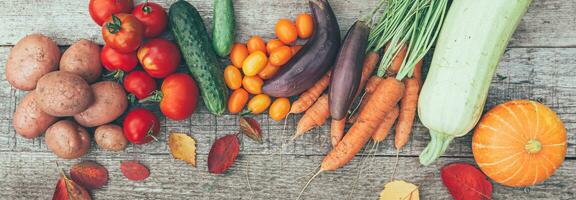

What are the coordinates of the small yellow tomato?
(228, 88, 249, 114)
(242, 76, 264, 95)
(224, 65, 243, 90)
(248, 94, 272, 114)
(258, 62, 281, 80)
(269, 98, 291, 121)
(242, 51, 268, 76)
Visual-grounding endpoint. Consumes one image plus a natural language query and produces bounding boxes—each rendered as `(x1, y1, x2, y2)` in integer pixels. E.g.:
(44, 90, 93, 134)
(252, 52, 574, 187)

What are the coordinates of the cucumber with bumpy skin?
(212, 0, 235, 57)
(169, 0, 227, 115)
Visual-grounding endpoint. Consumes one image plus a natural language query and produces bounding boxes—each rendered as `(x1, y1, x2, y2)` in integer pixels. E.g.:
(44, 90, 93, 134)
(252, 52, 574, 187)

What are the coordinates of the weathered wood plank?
(0, 152, 573, 199)
(1, 47, 574, 158)
(0, 0, 573, 47)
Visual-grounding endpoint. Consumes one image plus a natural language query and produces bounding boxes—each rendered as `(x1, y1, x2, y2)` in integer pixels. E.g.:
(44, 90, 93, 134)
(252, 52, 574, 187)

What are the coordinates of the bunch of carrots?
(293, 0, 448, 198)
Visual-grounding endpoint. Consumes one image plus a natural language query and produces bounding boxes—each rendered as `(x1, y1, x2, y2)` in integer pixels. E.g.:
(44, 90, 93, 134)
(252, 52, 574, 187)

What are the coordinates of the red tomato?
(132, 2, 167, 38)
(101, 45, 138, 73)
(123, 108, 160, 145)
(137, 38, 181, 78)
(89, 0, 133, 26)
(158, 73, 199, 121)
(124, 70, 157, 100)
(102, 14, 144, 53)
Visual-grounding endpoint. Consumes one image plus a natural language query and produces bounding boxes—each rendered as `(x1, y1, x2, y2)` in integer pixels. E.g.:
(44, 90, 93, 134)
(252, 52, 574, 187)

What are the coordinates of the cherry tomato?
(132, 2, 167, 38)
(89, 0, 133, 26)
(224, 65, 243, 90)
(137, 38, 181, 78)
(124, 70, 157, 100)
(291, 45, 303, 55)
(258, 62, 281, 80)
(275, 19, 298, 44)
(242, 76, 264, 95)
(269, 98, 291, 121)
(247, 35, 266, 54)
(102, 14, 144, 53)
(228, 88, 249, 114)
(155, 73, 199, 121)
(123, 108, 160, 145)
(230, 43, 249, 68)
(101, 45, 138, 73)
(266, 39, 285, 53)
(242, 51, 268, 76)
(296, 13, 314, 39)
(248, 94, 272, 114)
(269, 46, 293, 66)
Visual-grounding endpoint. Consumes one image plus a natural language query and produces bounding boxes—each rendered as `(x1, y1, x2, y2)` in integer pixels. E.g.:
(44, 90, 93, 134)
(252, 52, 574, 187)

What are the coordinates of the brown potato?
(44, 120, 90, 159)
(60, 39, 102, 83)
(95, 124, 127, 151)
(35, 71, 94, 117)
(12, 91, 58, 139)
(74, 81, 127, 127)
(6, 34, 60, 90)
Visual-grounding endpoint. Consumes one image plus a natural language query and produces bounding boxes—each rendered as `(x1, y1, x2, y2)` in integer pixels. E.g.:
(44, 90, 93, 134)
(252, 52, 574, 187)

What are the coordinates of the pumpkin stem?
(525, 139, 542, 154)
(419, 130, 454, 166)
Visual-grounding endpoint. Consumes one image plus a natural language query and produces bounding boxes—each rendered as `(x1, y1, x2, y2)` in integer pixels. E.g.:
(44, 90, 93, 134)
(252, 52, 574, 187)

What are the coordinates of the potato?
(60, 39, 102, 83)
(12, 91, 58, 139)
(6, 34, 60, 90)
(95, 124, 128, 151)
(74, 81, 127, 127)
(35, 71, 94, 117)
(44, 120, 90, 159)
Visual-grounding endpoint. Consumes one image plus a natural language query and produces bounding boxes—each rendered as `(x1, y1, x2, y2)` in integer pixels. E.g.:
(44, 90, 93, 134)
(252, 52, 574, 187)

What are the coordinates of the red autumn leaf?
(441, 162, 493, 200)
(240, 117, 262, 143)
(120, 161, 150, 181)
(208, 134, 240, 174)
(53, 171, 91, 200)
(70, 161, 108, 190)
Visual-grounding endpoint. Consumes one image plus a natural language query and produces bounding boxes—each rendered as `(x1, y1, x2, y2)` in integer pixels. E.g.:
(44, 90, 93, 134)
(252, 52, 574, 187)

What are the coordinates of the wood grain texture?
(0, 0, 573, 47)
(0, 151, 574, 200)
(0, 0, 575, 199)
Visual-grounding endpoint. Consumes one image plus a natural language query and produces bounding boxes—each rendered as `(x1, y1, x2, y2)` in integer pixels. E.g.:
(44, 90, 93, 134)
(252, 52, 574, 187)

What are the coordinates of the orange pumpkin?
(472, 100, 566, 187)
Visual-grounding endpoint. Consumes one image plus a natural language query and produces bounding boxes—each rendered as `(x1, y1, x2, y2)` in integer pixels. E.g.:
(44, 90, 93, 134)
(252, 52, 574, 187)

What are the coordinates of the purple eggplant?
(329, 20, 370, 120)
(262, 0, 341, 97)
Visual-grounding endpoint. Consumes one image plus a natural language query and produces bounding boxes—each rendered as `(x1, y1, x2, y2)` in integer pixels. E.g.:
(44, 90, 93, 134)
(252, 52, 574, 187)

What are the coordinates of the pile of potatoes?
(8, 34, 129, 159)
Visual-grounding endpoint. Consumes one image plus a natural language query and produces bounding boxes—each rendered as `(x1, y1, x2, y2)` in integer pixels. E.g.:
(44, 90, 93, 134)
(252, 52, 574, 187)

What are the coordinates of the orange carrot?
(413, 60, 423, 86)
(321, 77, 405, 171)
(290, 71, 331, 114)
(330, 52, 380, 146)
(385, 43, 407, 76)
(293, 94, 330, 140)
(330, 119, 346, 147)
(348, 76, 383, 124)
(371, 105, 399, 142)
(394, 75, 421, 150)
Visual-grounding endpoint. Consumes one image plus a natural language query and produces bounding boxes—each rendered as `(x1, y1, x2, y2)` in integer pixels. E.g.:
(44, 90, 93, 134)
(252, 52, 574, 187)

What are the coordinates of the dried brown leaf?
(168, 133, 197, 167)
(240, 117, 262, 143)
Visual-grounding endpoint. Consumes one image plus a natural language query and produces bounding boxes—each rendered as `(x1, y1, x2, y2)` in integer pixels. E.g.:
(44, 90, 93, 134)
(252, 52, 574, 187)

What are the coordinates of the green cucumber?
(169, 0, 228, 115)
(212, 0, 235, 57)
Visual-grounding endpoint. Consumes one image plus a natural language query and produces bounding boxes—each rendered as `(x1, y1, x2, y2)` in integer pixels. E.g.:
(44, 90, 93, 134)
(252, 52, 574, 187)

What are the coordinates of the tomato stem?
(139, 90, 163, 104)
(146, 124, 158, 142)
(103, 70, 125, 81)
(106, 15, 122, 34)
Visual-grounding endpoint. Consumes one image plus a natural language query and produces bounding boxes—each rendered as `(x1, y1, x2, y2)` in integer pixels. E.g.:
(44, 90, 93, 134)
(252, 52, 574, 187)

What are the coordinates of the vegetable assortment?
(5, 0, 570, 198)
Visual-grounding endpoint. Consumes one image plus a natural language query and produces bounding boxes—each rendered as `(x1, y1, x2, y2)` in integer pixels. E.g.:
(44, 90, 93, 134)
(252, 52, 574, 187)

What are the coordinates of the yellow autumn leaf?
(379, 180, 420, 200)
(168, 133, 197, 167)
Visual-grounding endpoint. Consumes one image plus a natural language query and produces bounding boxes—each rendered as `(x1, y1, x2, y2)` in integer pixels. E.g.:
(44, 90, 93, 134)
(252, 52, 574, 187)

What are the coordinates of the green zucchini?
(418, 0, 533, 165)
(212, 0, 235, 57)
(169, 0, 228, 115)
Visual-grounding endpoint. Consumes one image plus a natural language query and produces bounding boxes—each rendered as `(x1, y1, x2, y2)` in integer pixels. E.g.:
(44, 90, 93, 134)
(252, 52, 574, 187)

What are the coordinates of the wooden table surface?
(0, 0, 574, 199)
